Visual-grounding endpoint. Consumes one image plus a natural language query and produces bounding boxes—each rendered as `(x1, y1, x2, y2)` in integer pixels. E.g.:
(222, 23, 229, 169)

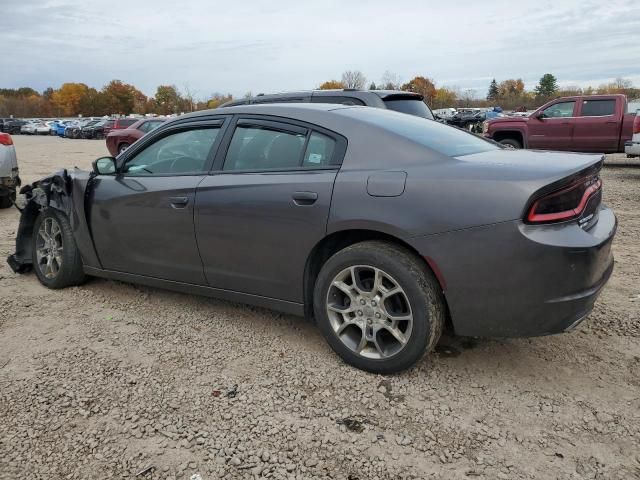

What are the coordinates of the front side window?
(123, 128, 219, 176)
(542, 101, 575, 118)
(224, 126, 306, 171)
(581, 100, 615, 117)
(119, 119, 137, 128)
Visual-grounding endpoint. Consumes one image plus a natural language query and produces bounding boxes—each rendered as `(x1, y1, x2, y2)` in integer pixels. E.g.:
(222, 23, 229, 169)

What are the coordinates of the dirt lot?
(0, 135, 639, 480)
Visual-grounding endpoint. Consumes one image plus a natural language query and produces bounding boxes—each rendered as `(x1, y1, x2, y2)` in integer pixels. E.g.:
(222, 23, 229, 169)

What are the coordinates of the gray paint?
(8, 103, 616, 338)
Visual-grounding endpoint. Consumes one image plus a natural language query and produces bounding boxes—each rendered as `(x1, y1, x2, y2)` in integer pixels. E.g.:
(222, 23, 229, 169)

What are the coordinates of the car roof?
(222, 89, 423, 107)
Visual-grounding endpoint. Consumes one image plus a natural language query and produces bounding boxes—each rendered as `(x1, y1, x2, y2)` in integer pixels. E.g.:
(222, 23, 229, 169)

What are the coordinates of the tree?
(401, 76, 436, 106)
(207, 93, 233, 109)
(154, 85, 181, 115)
(432, 87, 458, 109)
(498, 78, 525, 97)
(318, 80, 344, 90)
(534, 73, 558, 98)
(341, 70, 366, 89)
(380, 71, 401, 90)
(487, 79, 499, 101)
(51, 83, 90, 116)
(369, 82, 377, 90)
(102, 80, 140, 114)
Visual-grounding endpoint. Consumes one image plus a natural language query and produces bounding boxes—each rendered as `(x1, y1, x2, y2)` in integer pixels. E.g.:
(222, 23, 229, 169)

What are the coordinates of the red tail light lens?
(633, 115, 640, 135)
(527, 176, 602, 224)
(0, 133, 13, 146)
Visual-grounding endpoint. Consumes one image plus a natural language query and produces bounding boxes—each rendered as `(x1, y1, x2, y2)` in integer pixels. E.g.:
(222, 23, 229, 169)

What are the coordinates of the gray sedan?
(8, 104, 615, 373)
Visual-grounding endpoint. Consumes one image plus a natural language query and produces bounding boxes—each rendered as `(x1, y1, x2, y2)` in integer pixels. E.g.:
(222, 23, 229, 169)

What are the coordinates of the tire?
(0, 190, 14, 209)
(313, 241, 445, 374)
(118, 143, 130, 154)
(498, 138, 522, 149)
(31, 209, 86, 289)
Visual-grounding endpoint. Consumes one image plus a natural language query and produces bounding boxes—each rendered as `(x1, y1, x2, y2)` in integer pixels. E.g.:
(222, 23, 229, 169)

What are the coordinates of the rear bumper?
(409, 205, 616, 337)
(624, 141, 640, 156)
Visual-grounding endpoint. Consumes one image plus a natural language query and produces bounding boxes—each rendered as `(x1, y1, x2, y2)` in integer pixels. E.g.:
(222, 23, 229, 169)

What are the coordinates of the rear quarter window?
(337, 107, 499, 157)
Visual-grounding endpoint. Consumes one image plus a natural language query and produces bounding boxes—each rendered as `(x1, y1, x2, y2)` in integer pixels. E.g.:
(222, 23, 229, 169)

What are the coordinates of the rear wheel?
(498, 138, 522, 149)
(313, 241, 445, 373)
(118, 143, 130, 154)
(32, 210, 86, 289)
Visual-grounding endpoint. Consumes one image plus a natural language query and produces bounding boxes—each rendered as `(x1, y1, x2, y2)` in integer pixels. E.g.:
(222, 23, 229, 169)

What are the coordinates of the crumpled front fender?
(6, 168, 101, 274)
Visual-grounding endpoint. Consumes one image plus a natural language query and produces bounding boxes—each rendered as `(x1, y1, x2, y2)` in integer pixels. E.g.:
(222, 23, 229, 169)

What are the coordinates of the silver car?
(0, 132, 19, 208)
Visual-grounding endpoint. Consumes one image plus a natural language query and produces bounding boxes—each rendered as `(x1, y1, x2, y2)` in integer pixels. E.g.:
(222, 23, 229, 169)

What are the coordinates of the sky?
(2, 0, 639, 100)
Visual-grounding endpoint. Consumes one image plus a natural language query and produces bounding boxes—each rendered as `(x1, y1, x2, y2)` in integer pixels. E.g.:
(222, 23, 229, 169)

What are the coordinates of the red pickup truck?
(483, 94, 635, 152)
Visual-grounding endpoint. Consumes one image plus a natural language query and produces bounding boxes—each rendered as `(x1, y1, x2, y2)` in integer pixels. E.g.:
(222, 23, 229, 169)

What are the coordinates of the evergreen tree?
(369, 82, 377, 90)
(487, 78, 499, 100)
(535, 73, 559, 97)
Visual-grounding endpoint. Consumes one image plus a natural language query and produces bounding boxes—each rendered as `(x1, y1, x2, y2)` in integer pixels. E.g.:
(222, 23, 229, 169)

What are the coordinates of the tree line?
(1, 72, 638, 118)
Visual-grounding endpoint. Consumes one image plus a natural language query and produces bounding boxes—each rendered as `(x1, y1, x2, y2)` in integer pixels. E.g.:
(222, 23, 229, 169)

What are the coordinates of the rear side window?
(119, 119, 137, 127)
(581, 100, 615, 117)
(224, 126, 306, 171)
(104, 120, 114, 129)
(384, 99, 434, 120)
(337, 107, 499, 157)
(312, 96, 365, 106)
(303, 133, 336, 167)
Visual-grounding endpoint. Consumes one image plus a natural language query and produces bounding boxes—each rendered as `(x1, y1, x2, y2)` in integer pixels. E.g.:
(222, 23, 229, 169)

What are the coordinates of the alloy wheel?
(326, 265, 413, 359)
(36, 217, 64, 279)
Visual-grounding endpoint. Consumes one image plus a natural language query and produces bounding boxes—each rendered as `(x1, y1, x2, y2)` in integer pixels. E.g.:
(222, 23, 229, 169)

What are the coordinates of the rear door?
(572, 98, 619, 152)
(527, 100, 577, 150)
(195, 116, 346, 302)
(89, 118, 228, 284)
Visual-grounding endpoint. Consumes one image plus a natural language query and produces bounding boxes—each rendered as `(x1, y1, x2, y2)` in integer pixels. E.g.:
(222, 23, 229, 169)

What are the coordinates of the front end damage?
(7, 168, 99, 274)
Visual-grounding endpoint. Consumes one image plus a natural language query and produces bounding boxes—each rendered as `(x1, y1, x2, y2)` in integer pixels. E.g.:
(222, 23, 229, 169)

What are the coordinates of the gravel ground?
(1, 135, 639, 480)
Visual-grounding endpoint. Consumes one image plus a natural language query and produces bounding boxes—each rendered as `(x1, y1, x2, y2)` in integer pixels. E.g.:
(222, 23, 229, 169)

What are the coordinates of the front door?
(195, 117, 344, 302)
(527, 100, 577, 150)
(89, 122, 226, 284)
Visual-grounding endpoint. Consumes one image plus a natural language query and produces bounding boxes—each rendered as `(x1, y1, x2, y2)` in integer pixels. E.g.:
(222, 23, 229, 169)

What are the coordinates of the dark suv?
(222, 89, 434, 120)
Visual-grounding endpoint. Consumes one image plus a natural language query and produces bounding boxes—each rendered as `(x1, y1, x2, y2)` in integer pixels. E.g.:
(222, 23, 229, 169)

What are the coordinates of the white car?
(35, 122, 51, 135)
(0, 132, 20, 208)
(20, 121, 38, 135)
(624, 112, 639, 158)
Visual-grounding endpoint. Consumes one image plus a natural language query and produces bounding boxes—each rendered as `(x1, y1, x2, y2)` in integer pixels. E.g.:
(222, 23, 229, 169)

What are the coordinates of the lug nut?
(366, 318, 373, 325)
(371, 300, 377, 307)
(360, 299, 366, 305)
(357, 310, 363, 316)
(375, 313, 381, 319)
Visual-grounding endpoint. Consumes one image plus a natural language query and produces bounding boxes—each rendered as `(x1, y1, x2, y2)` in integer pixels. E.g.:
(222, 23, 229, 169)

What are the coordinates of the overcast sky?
(2, 0, 639, 99)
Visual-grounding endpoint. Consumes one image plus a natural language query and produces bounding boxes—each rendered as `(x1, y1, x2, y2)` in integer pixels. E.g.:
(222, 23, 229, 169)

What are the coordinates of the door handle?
(292, 191, 318, 206)
(169, 196, 189, 208)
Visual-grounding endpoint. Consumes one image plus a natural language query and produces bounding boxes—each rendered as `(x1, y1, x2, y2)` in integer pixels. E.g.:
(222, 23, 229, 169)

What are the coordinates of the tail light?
(0, 133, 13, 146)
(633, 115, 640, 135)
(526, 175, 602, 224)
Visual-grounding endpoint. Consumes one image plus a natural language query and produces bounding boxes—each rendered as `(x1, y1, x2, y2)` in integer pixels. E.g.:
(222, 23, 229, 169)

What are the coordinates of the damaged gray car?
(7, 104, 616, 373)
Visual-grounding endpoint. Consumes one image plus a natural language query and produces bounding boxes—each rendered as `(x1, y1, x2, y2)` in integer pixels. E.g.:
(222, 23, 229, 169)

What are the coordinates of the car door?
(89, 119, 228, 284)
(527, 100, 577, 150)
(572, 98, 619, 152)
(195, 116, 346, 302)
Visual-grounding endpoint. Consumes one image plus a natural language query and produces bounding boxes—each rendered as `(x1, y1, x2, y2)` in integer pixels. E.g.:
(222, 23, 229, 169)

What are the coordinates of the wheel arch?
(492, 129, 526, 147)
(303, 229, 451, 328)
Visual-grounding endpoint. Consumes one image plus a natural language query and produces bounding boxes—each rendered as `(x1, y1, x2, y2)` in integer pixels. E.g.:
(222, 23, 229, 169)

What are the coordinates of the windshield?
(383, 98, 434, 120)
(337, 107, 500, 157)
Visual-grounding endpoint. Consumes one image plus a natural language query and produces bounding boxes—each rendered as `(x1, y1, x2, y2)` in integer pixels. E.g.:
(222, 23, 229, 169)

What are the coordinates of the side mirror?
(92, 156, 117, 175)
(534, 111, 545, 120)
